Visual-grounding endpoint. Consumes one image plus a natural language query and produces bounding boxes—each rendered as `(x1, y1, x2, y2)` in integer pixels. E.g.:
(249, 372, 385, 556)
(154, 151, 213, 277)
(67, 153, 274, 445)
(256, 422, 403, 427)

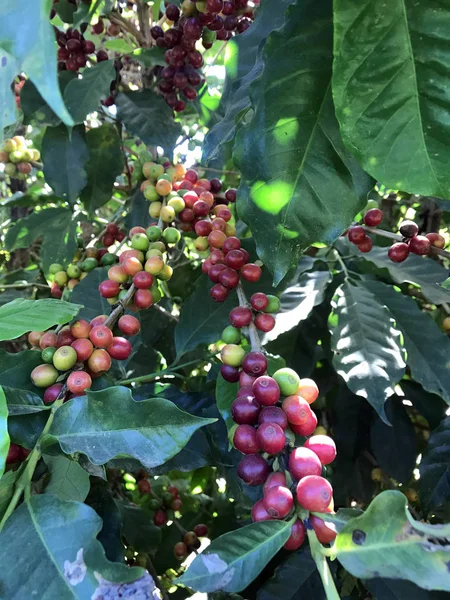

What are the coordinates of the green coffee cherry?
(41, 347, 57, 364)
(150, 163, 164, 179)
(163, 228, 181, 245)
(101, 253, 116, 266)
(67, 265, 81, 279)
(81, 257, 99, 272)
(273, 368, 300, 396)
(222, 326, 241, 344)
(158, 156, 170, 165)
(146, 249, 163, 259)
(220, 344, 245, 367)
(132, 233, 150, 251)
(146, 226, 162, 242)
(264, 295, 281, 314)
(144, 185, 159, 201)
(151, 285, 162, 303)
(49, 263, 64, 275)
(54, 271, 68, 286)
(150, 241, 166, 253)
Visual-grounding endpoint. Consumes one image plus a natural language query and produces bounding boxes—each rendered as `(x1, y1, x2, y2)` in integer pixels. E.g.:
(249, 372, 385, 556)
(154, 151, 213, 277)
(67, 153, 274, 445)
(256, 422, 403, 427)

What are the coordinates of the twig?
(117, 355, 212, 386)
(109, 12, 146, 45)
(151, 303, 179, 322)
(236, 282, 262, 352)
(195, 165, 239, 176)
(117, 122, 133, 192)
(307, 528, 340, 600)
(30, 161, 43, 170)
(363, 226, 450, 260)
(136, 0, 151, 46)
(0, 282, 49, 289)
(105, 284, 136, 329)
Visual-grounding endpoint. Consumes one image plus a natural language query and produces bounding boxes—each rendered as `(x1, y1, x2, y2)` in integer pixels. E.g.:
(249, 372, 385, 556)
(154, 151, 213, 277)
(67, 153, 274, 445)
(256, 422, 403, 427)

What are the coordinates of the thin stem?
(196, 165, 239, 176)
(0, 282, 49, 289)
(307, 528, 340, 600)
(117, 355, 212, 386)
(333, 251, 349, 279)
(237, 282, 262, 351)
(137, 0, 151, 46)
(363, 226, 450, 260)
(105, 284, 136, 329)
(109, 12, 146, 45)
(117, 121, 133, 192)
(146, 556, 169, 600)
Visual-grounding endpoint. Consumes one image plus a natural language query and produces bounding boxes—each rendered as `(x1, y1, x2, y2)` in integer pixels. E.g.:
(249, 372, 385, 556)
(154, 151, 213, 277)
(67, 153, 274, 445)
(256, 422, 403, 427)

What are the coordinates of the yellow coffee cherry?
(156, 179, 172, 196)
(313, 425, 327, 436)
(149, 201, 162, 219)
(443, 316, 450, 332)
(158, 264, 173, 281)
(31, 149, 40, 161)
(160, 205, 176, 223)
(225, 223, 236, 237)
(174, 164, 185, 180)
(195, 237, 209, 251)
(168, 197, 185, 213)
(2, 139, 17, 153)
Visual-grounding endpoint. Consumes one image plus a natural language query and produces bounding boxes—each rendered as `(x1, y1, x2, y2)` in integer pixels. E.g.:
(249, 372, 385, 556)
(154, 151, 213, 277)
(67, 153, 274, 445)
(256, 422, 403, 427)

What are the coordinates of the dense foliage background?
(0, 0, 450, 599)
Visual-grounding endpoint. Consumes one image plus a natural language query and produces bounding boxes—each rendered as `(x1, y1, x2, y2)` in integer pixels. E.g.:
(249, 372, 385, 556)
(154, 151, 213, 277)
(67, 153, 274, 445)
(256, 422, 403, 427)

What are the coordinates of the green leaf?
(0, 470, 18, 520)
(366, 281, 450, 407)
(3, 387, 48, 415)
(335, 490, 450, 591)
(132, 47, 166, 68)
(0, 1, 73, 125)
(64, 60, 116, 124)
(116, 90, 181, 155)
(20, 75, 74, 126)
(263, 268, 331, 343)
(116, 501, 162, 553)
(43, 454, 90, 503)
(175, 274, 236, 357)
(0, 386, 8, 478)
(400, 380, 446, 431)
(419, 417, 450, 513)
(5, 207, 79, 272)
(233, 0, 371, 284)
(54, 0, 77, 23)
(0, 494, 148, 598)
(45, 386, 216, 469)
(42, 125, 88, 204)
(80, 123, 124, 212)
(69, 267, 112, 321)
(216, 374, 238, 440)
(178, 520, 293, 592)
(0, 298, 82, 341)
(0, 50, 18, 141)
(365, 578, 433, 600)
(333, 0, 450, 197)
(72, 0, 105, 28)
(330, 281, 406, 422)
(104, 39, 134, 53)
(0, 349, 43, 391)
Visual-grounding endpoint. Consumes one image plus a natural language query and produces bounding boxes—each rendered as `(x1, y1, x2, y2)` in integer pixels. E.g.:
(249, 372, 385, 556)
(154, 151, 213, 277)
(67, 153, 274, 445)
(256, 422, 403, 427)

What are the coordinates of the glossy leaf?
(0, 494, 148, 599)
(175, 275, 236, 357)
(0, 1, 73, 125)
(0, 386, 8, 478)
(64, 60, 116, 124)
(20, 73, 75, 127)
(132, 47, 166, 68)
(234, 0, 370, 284)
(45, 386, 216, 469)
(0, 50, 18, 140)
(3, 387, 48, 415)
(0, 349, 43, 391)
(366, 281, 450, 407)
(335, 490, 450, 590)
(419, 417, 450, 513)
(330, 281, 405, 422)
(0, 298, 82, 341)
(43, 454, 90, 503)
(0, 470, 18, 520)
(116, 502, 162, 553)
(116, 90, 181, 154)
(216, 374, 239, 439)
(365, 578, 435, 600)
(80, 123, 124, 212)
(333, 0, 450, 197)
(42, 125, 88, 205)
(178, 520, 293, 592)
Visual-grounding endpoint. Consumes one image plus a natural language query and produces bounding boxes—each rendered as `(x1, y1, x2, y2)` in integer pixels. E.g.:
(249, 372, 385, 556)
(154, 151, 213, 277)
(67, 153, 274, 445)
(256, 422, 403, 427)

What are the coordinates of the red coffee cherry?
(70, 319, 91, 339)
(251, 499, 271, 522)
(256, 422, 286, 454)
(237, 454, 270, 486)
(56, 329, 76, 348)
(426, 232, 445, 248)
(310, 514, 337, 544)
(89, 325, 114, 348)
(138, 479, 152, 494)
(263, 471, 287, 494)
(236, 386, 254, 397)
(250, 293, 268, 311)
(363, 208, 383, 227)
(304, 435, 336, 465)
(254, 313, 276, 332)
(107, 337, 132, 360)
(99, 279, 120, 299)
(229, 306, 253, 327)
(134, 289, 153, 309)
(219, 267, 240, 289)
(67, 371, 92, 395)
(210, 283, 229, 302)
(296, 378, 319, 404)
(208, 264, 227, 282)
(133, 271, 154, 289)
(43, 383, 63, 404)
(409, 235, 431, 255)
(242, 351, 267, 376)
(233, 424, 259, 454)
(106, 223, 119, 235)
(220, 364, 241, 383)
(348, 226, 366, 244)
(258, 406, 287, 430)
(240, 371, 255, 387)
(231, 395, 261, 425)
(91, 315, 108, 327)
(153, 509, 167, 526)
(357, 235, 373, 253)
(171, 498, 183, 511)
(252, 376, 280, 406)
(263, 485, 293, 518)
(71, 338, 94, 362)
(296, 475, 333, 512)
(174, 541, 188, 559)
(118, 315, 141, 336)
(40, 331, 58, 349)
(225, 249, 246, 270)
(88, 348, 112, 373)
(223, 236, 241, 253)
(225, 188, 236, 202)
(194, 523, 208, 537)
(289, 410, 318, 436)
(240, 263, 262, 282)
(399, 220, 419, 238)
(282, 395, 312, 425)
(6, 443, 23, 464)
(288, 447, 322, 481)
(284, 519, 306, 550)
(388, 242, 410, 263)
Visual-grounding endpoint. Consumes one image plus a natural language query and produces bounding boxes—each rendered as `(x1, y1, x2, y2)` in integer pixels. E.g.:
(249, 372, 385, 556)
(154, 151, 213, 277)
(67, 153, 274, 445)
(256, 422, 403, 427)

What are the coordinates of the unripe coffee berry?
(222, 325, 241, 344)
(297, 378, 319, 404)
(221, 344, 245, 367)
(53, 346, 77, 371)
(273, 368, 300, 396)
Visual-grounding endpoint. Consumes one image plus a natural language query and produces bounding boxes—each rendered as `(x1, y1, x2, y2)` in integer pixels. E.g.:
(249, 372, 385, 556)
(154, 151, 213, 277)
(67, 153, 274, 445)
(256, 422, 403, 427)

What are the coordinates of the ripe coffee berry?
(223, 236, 241, 253)
(357, 235, 373, 253)
(138, 479, 152, 494)
(237, 454, 270, 486)
(426, 232, 446, 248)
(211, 283, 229, 302)
(254, 313, 276, 332)
(284, 519, 306, 550)
(240, 371, 255, 387)
(208, 264, 227, 282)
(229, 306, 253, 327)
(363, 208, 383, 227)
(296, 475, 333, 512)
(67, 371, 92, 395)
(44, 383, 63, 404)
(231, 395, 261, 424)
(90, 325, 113, 348)
(219, 268, 240, 289)
(71, 338, 94, 362)
(242, 351, 267, 376)
(153, 510, 167, 526)
(134, 289, 153, 309)
(133, 271, 154, 289)
(297, 378, 319, 404)
(388, 242, 410, 263)
(225, 188, 236, 202)
(220, 364, 241, 383)
(250, 293, 269, 311)
(174, 541, 188, 559)
(118, 315, 141, 336)
(310, 515, 337, 544)
(172, 498, 183, 511)
(225, 250, 246, 270)
(107, 337, 132, 360)
(348, 226, 366, 244)
(233, 424, 260, 454)
(263, 471, 287, 494)
(194, 524, 208, 537)
(251, 499, 271, 522)
(240, 263, 262, 282)
(282, 395, 312, 425)
(304, 435, 336, 465)
(288, 447, 322, 480)
(258, 406, 288, 429)
(99, 280, 120, 298)
(409, 235, 431, 255)
(252, 376, 280, 406)
(88, 348, 112, 373)
(256, 422, 286, 454)
(71, 319, 91, 339)
(399, 220, 419, 238)
(263, 485, 293, 518)
(289, 410, 318, 436)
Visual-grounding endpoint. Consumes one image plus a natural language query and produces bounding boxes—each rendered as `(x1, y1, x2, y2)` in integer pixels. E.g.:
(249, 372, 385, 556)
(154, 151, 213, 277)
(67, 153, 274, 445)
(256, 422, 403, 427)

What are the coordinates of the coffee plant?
(0, 0, 450, 598)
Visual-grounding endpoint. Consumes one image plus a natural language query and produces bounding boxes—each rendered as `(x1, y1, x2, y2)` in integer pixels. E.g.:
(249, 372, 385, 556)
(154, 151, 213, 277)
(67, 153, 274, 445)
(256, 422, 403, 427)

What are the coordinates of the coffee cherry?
(310, 515, 337, 544)
(43, 383, 63, 404)
(222, 325, 241, 344)
(138, 479, 152, 494)
(194, 524, 208, 537)
(273, 368, 300, 396)
(90, 325, 114, 349)
(122, 257, 144, 276)
(388, 242, 410, 263)
(71, 338, 94, 362)
(304, 435, 336, 465)
(53, 346, 77, 371)
(363, 208, 383, 227)
(220, 364, 241, 382)
(171, 497, 183, 511)
(28, 331, 44, 346)
(153, 510, 167, 526)
(208, 230, 227, 248)
(67, 371, 92, 394)
(250, 293, 268, 311)
(284, 519, 306, 551)
(208, 264, 227, 282)
(443, 316, 450, 332)
(288, 447, 322, 480)
(6, 443, 23, 464)
(240, 372, 255, 387)
(99, 280, 120, 298)
(357, 235, 373, 253)
(263, 472, 287, 495)
(225, 250, 246, 270)
(219, 268, 240, 289)
(174, 541, 188, 559)
(133, 271, 154, 289)
(134, 289, 154, 309)
(296, 378, 319, 404)
(118, 315, 141, 336)
(399, 220, 419, 238)
(41, 347, 57, 364)
(252, 376, 280, 406)
(229, 306, 253, 328)
(240, 263, 262, 282)
(88, 349, 112, 373)
(263, 485, 293, 518)
(296, 475, 333, 512)
(231, 395, 261, 424)
(225, 188, 236, 202)
(223, 237, 241, 253)
(211, 283, 229, 302)
(426, 232, 446, 248)
(57, 329, 76, 348)
(256, 422, 286, 454)
(233, 424, 259, 454)
(40, 331, 58, 349)
(70, 319, 91, 339)
(282, 395, 312, 425)
(107, 337, 132, 360)
(31, 364, 59, 388)
(251, 499, 271, 522)
(242, 351, 267, 376)
(258, 407, 287, 431)
(145, 256, 164, 275)
(254, 313, 275, 332)
(409, 235, 431, 255)
(236, 386, 254, 397)
(220, 344, 245, 367)
(237, 454, 269, 486)
(348, 226, 366, 244)
(91, 315, 108, 327)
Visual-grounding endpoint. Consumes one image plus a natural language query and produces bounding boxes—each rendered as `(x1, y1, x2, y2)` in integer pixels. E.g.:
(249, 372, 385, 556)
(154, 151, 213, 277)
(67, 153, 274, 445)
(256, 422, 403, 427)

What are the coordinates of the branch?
(109, 12, 146, 45)
(105, 284, 136, 329)
(363, 226, 450, 260)
(136, 0, 151, 47)
(237, 282, 262, 352)
(145, 556, 169, 600)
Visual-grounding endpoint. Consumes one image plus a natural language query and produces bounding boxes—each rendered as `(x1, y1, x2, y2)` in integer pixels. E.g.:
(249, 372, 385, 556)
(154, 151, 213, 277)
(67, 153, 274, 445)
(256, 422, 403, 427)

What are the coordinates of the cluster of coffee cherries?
(220, 344, 337, 548)
(136, 472, 208, 560)
(348, 208, 446, 263)
(0, 136, 40, 179)
(99, 224, 176, 309)
(151, 1, 254, 111)
(27, 313, 142, 401)
(55, 26, 99, 72)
